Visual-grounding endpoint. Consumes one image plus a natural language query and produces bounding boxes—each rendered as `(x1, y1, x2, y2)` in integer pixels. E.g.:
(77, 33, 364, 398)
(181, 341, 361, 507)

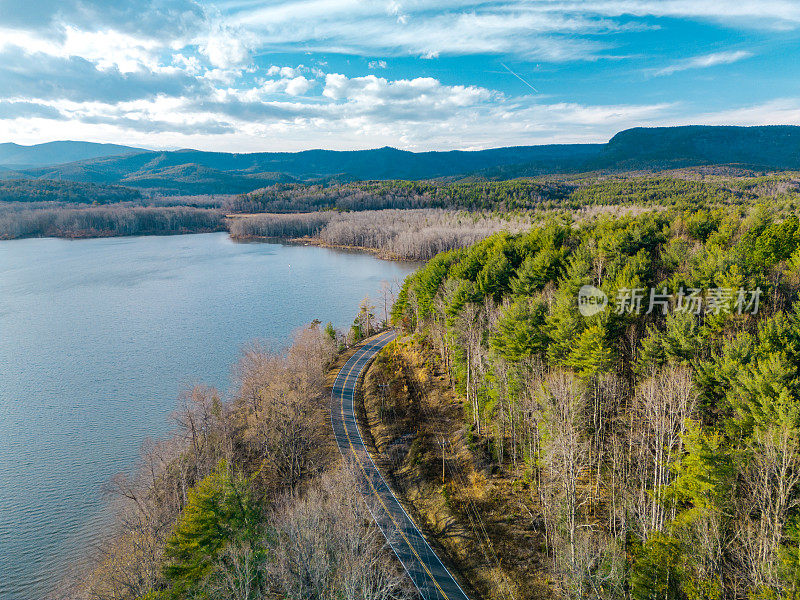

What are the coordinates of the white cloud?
(266, 65, 308, 78)
(0, 26, 166, 73)
(230, 2, 620, 61)
(368, 60, 387, 69)
(529, 101, 674, 125)
(285, 76, 314, 95)
(172, 53, 203, 75)
(681, 98, 800, 125)
(198, 26, 250, 68)
(654, 50, 753, 76)
(234, 74, 315, 99)
(226, 0, 800, 61)
(0, 0, 207, 40)
(560, 1, 800, 29)
(321, 74, 496, 120)
(0, 59, 677, 151)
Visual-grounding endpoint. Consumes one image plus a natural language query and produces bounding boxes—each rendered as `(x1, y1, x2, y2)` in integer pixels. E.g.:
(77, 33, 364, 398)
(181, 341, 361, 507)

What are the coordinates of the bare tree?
(268, 466, 415, 600)
(733, 416, 800, 592)
(627, 366, 696, 541)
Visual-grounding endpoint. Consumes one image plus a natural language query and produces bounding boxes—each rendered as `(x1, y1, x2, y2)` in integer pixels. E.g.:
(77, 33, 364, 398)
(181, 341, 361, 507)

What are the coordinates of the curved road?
(331, 330, 472, 600)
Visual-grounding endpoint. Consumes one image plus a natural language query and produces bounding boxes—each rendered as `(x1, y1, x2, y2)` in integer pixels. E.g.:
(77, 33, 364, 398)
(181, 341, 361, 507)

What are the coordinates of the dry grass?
(358, 337, 553, 600)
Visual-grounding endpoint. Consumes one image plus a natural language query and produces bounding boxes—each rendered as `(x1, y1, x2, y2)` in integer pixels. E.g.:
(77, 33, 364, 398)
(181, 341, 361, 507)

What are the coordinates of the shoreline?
(0, 227, 225, 242)
(0, 228, 418, 263)
(231, 234, 415, 262)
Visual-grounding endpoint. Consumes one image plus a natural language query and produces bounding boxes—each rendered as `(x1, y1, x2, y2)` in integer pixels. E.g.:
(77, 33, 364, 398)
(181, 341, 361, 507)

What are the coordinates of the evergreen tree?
(162, 462, 261, 599)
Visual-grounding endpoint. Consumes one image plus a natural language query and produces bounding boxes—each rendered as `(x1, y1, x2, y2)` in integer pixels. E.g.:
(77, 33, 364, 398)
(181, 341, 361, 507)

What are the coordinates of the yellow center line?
(336, 332, 451, 600)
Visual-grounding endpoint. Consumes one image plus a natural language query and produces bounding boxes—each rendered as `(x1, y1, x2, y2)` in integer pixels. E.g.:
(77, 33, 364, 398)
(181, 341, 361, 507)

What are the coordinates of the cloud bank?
(0, 0, 797, 150)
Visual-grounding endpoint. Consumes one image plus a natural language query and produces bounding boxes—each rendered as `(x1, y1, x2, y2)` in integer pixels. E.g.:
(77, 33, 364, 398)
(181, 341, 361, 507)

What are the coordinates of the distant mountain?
(0, 141, 144, 168)
(7, 126, 800, 196)
(23, 144, 601, 184)
(590, 125, 800, 171)
(0, 165, 22, 178)
(16, 144, 601, 194)
(119, 164, 297, 195)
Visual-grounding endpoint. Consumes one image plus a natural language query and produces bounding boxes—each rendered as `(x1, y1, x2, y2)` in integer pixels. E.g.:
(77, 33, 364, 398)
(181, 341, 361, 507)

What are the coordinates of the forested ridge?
(0, 179, 142, 204)
(227, 170, 798, 214)
(225, 179, 573, 212)
(390, 205, 800, 599)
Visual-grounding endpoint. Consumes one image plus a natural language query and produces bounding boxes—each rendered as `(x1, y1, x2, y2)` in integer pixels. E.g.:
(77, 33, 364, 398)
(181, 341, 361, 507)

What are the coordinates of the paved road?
(331, 331, 472, 600)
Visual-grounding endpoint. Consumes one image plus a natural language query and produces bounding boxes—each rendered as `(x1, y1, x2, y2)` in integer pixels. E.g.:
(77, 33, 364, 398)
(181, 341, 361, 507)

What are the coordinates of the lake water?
(0, 233, 417, 600)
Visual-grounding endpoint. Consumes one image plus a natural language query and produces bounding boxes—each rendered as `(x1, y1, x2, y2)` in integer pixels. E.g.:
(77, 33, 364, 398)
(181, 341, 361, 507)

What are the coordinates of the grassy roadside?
(356, 335, 553, 600)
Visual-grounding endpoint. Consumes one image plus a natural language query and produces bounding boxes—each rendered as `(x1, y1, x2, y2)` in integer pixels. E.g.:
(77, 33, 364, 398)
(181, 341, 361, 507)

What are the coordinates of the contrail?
(500, 62, 539, 93)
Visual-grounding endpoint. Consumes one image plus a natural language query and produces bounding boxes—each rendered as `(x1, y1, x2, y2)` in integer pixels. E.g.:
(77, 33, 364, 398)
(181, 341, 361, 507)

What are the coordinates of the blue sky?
(0, 0, 799, 151)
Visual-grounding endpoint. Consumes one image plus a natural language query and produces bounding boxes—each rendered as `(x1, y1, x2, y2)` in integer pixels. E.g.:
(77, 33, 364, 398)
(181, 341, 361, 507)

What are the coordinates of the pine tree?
(490, 299, 548, 362)
(162, 462, 260, 599)
(564, 323, 614, 378)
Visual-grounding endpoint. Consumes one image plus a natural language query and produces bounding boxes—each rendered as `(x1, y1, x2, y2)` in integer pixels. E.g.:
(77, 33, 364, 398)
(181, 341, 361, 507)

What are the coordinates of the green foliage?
(665, 422, 731, 514)
(571, 177, 740, 208)
(564, 323, 614, 377)
(0, 178, 142, 204)
(475, 235, 519, 301)
(630, 533, 685, 600)
(323, 321, 336, 341)
(510, 244, 567, 296)
(684, 208, 724, 242)
(162, 462, 261, 599)
(638, 312, 700, 372)
(490, 299, 548, 361)
(410, 250, 461, 320)
(229, 178, 573, 213)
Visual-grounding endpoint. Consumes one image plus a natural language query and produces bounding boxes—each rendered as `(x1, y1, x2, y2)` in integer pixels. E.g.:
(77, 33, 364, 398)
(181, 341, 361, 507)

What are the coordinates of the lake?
(0, 232, 418, 600)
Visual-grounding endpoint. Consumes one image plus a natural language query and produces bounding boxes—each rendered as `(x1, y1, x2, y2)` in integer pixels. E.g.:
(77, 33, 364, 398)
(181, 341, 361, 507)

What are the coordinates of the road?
(330, 330, 472, 600)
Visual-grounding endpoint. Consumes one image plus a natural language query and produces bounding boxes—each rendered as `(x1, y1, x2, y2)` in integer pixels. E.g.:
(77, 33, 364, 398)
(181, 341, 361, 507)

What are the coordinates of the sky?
(0, 0, 799, 152)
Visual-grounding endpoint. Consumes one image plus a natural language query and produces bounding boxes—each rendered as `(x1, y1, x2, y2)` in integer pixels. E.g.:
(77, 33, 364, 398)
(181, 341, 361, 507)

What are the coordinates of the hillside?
(0, 179, 142, 204)
(593, 125, 800, 170)
(0, 141, 144, 168)
(117, 164, 297, 195)
(3, 125, 800, 202)
(388, 206, 800, 599)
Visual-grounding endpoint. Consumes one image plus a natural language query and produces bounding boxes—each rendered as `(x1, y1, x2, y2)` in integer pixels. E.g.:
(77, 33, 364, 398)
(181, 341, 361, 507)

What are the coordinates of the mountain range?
(1, 126, 799, 195)
(0, 141, 144, 168)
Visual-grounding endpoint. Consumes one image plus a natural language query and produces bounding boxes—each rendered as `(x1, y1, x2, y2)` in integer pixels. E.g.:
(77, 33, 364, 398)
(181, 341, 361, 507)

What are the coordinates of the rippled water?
(0, 233, 417, 600)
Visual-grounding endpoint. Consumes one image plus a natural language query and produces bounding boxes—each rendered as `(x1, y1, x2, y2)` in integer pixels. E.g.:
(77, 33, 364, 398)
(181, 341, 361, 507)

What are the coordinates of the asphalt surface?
(330, 330, 472, 600)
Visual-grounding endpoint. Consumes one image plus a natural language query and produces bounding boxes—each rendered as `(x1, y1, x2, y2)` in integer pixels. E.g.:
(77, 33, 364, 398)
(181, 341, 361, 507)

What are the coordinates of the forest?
(0, 178, 142, 204)
(0, 203, 224, 239)
(228, 209, 539, 260)
(389, 204, 800, 599)
(223, 180, 572, 213)
(224, 171, 800, 214)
